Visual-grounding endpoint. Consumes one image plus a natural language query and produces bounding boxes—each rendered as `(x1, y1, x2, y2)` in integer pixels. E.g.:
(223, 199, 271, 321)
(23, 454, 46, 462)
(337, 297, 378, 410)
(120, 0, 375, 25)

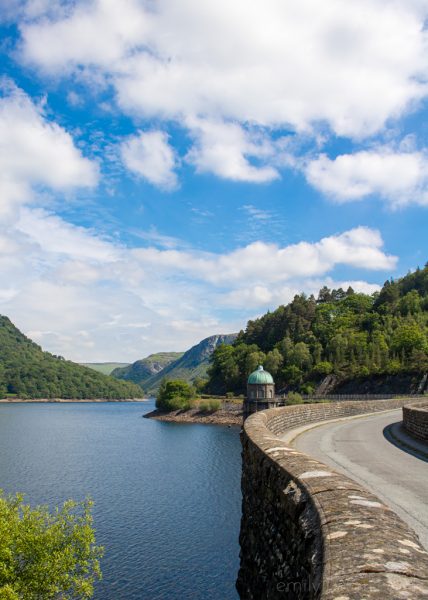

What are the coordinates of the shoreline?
(0, 398, 149, 403)
(144, 407, 243, 426)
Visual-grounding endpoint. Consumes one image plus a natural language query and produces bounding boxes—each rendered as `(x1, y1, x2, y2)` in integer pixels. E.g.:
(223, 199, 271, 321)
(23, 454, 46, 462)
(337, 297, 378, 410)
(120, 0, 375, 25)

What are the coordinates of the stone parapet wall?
(238, 399, 428, 599)
(403, 401, 428, 442)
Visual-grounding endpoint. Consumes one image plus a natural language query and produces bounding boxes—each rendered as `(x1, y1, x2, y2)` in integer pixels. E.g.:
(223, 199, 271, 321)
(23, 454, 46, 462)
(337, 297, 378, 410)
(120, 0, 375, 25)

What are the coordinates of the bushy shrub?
(164, 395, 195, 411)
(225, 391, 234, 399)
(300, 383, 315, 395)
(286, 391, 303, 405)
(199, 399, 221, 413)
(385, 359, 402, 374)
(156, 379, 196, 411)
(357, 366, 370, 377)
(193, 377, 208, 393)
(312, 361, 333, 377)
(0, 491, 103, 599)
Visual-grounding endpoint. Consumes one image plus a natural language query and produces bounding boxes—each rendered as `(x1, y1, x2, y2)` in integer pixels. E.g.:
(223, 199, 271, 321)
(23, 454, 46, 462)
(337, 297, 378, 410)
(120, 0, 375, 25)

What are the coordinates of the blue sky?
(0, 0, 427, 361)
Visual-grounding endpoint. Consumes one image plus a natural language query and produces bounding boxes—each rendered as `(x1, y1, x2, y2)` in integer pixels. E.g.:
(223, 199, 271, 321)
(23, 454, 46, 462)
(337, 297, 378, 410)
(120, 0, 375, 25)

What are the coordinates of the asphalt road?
(289, 409, 428, 550)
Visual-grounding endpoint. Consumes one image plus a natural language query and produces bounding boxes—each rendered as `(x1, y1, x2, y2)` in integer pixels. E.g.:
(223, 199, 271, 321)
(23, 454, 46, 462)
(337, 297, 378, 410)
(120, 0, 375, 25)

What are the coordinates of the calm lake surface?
(0, 400, 242, 599)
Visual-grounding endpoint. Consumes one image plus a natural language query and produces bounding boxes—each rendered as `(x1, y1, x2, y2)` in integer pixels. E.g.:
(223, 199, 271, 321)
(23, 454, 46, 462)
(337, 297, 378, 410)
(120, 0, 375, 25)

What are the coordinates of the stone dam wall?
(237, 399, 428, 599)
(403, 400, 428, 443)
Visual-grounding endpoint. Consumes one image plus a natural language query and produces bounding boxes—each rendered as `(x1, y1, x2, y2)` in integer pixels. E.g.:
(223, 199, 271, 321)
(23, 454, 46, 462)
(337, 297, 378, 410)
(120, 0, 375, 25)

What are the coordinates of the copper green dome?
(247, 365, 274, 385)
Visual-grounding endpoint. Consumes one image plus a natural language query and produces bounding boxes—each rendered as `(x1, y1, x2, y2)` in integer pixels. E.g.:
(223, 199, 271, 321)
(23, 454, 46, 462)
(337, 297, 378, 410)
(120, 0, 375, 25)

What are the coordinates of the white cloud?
(20, 0, 148, 71)
(120, 130, 178, 190)
(222, 278, 382, 309)
(132, 226, 396, 285)
(0, 83, 98, 222)
(186, 118, 278, 183)
(18, 0, 428, 182)
(242, 205, 273, 221)
(131, 226, 184, 250)
(17, 208, 118, 261)
(305, 148, 428, 207)
(0, 198, 396, 361)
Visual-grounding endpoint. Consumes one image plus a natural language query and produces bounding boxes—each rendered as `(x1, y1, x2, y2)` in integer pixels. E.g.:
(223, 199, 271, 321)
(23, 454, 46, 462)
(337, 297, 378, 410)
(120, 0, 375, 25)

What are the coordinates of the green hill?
(80, 362, 130, 375)
(111, 352, 183, 387)
(207, 265, 428, 395)
(0, 316, 143, 399)
(138, 334, 237, 393)
(112, 335, 238, 393)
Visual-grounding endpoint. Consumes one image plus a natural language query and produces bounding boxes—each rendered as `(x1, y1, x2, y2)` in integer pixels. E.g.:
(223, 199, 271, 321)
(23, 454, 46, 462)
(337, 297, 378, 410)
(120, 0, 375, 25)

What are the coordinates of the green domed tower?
(245, 365, 276, 417)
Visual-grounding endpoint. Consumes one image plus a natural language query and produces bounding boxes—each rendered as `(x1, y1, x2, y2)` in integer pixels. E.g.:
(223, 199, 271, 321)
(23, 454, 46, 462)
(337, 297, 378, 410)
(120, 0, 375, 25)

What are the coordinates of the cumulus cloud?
(222, 279, 382, 309)
(17, 0, 428, 184)
(0, 83, 98, 222)
(20, 0, 147, 70)
(304, 147, 428, 207)
(185, 118, 279, 183)
(132, 226, 396, 286)
(120, 130, 178, 190)
(17, 208, 118, 261)
(0, 200, 396, 361)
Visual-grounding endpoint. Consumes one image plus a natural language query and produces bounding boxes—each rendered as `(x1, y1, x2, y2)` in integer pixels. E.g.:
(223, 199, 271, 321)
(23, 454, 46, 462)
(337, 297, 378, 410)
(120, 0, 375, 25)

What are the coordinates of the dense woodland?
(0, 316, 142, 399)
(207, 265, 428, 395)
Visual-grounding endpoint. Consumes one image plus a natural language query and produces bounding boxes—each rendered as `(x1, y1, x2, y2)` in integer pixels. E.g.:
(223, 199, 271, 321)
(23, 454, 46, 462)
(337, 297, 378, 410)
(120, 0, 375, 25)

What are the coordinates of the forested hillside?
(0, 316, 143, 399)
(207, 265, 428, 395)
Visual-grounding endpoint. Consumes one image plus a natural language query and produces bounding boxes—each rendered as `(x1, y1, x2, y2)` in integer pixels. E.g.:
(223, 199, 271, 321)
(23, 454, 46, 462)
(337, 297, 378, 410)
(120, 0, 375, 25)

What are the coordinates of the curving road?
(285, 409, 428, 550)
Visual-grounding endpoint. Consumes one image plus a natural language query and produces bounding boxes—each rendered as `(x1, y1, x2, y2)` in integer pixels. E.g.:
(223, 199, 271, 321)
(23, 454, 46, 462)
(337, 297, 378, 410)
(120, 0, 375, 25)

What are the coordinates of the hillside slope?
(80, 362, 129, 375)
(0, 316, 142, 399)
(116, 334, 237, 393)
(207, 265, 428, 395)
(111, 352, 183, 387)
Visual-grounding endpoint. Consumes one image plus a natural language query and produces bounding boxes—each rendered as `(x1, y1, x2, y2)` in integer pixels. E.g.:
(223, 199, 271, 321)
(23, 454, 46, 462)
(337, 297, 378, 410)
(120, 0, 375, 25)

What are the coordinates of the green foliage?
(312, 361, 333, 376)
(300, 383, 315, 395)
(0, 316, 142, 399)
(0, 491, 103, 599)
(193, 377, 209, 393)
(391, 324, 427, 355)
(286, 392, 303, 404)
(264, 348, 283, 377)
(206, 265, 428, 394)
(156, 379, 196, 411)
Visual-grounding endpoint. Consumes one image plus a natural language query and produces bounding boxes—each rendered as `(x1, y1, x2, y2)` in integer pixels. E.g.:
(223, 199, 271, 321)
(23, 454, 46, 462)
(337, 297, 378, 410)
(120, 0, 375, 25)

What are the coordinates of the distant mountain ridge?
(111, 352, 184, 387)
(113, 334, 238, 392)
(0, 316, 143, 399)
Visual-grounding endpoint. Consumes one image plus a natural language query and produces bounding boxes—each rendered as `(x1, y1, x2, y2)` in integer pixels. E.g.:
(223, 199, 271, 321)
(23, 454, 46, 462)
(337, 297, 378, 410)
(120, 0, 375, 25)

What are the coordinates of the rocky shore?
(144, 406, 243, 426)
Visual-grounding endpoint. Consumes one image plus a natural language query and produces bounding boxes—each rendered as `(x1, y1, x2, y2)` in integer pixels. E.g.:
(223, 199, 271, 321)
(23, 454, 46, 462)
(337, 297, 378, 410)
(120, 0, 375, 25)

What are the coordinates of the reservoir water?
(0, 400, 242, 599)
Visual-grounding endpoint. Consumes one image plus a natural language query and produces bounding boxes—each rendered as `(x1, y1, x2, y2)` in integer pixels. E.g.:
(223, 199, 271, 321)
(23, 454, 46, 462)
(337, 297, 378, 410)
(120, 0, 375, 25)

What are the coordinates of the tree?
(192, 377, 208, 393)
(207, 344, 240, 394)
(289, 342, 312, 369)
(264, 349, 283, 377)
(392, 324, 427, 356)
(317, 286, 332, 304)
(398, 290, 421, 316)
(0, 364, 6, 398)
(281, 365, 303, 386)
(156, 379, 196, 410)
(0, 491, 103, 599)
(245, 350, 266, 375)
(312, 361, 333, 377)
